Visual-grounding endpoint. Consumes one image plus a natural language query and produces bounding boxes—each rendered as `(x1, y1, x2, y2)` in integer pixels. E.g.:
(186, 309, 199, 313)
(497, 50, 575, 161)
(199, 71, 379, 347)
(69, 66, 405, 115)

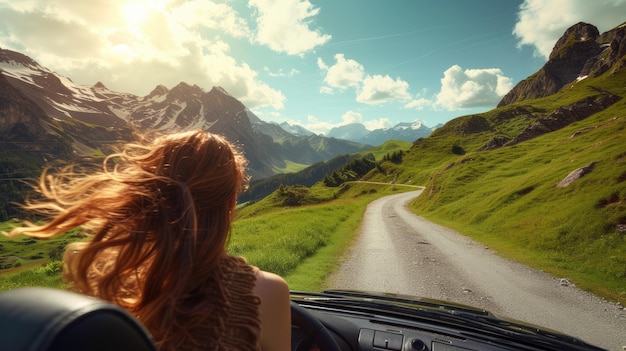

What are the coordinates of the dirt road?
(327, 190, 626, 351)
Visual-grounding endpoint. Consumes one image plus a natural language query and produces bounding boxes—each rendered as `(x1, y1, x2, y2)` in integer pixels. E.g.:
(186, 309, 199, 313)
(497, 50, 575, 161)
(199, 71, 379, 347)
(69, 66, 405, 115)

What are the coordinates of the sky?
(0, 1, 625, 134)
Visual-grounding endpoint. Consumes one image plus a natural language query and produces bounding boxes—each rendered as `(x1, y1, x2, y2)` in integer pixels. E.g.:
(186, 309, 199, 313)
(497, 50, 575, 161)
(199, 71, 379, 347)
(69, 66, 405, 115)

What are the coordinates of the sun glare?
(121, 1, 150, 26)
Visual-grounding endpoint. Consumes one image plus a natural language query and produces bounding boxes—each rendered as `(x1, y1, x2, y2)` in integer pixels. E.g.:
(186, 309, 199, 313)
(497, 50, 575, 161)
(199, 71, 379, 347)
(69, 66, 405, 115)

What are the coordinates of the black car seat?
(0, 287, 156, 351)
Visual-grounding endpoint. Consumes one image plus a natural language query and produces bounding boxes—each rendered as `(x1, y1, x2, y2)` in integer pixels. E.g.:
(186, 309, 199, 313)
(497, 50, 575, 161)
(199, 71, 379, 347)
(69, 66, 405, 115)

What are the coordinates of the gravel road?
(327, 190, 626, 351)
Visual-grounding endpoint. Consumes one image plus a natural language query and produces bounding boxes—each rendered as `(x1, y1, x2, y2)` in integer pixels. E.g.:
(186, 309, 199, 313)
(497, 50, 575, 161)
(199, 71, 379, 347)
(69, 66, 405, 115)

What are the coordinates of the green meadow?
(0, 184, 412, 293)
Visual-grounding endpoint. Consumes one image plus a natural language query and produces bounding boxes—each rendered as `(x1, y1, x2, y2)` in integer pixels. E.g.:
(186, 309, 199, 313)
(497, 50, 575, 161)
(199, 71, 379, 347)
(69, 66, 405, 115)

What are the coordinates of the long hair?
(7, 130, 249, 348)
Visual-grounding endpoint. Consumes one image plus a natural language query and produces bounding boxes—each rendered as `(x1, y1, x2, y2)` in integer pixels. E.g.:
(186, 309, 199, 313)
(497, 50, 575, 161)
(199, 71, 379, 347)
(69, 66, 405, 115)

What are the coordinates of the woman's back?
(6, 130, 291, 350)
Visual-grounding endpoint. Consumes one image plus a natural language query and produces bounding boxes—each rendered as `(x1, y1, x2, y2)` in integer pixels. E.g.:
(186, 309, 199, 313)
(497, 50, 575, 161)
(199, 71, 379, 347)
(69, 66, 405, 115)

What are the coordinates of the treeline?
(239, 154, 359, 202)
(322, 154, 378, 187)
(0, 151, 43, 221)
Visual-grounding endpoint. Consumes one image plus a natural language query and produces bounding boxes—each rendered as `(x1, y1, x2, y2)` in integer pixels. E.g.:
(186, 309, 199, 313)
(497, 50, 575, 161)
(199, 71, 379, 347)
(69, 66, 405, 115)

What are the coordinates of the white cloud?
(364, 118, 392, 131)
(435, 65, 513, 110)
(304, 115, 335, 135)
(249, 0, 331, 55)
(357, 74, 411, 105)
(341, 110, 363, 124)
(299, 112, 391, 134)
(319, 54, 413, 106)
(316, 57, 328, 70)
(0, 0, 286, 110)
(514, 0, 626, 59)
(172, 1, 251, 38)
(405, 98, 432, 110)
(319, 86, 334, 95)
(320, 54, 364, 90)
(264, 67, 300, 78)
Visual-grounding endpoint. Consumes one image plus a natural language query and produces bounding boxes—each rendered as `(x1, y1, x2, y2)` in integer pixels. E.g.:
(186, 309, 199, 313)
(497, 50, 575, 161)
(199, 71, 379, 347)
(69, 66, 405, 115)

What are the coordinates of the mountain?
(499, 21, 626, 107)
(0, 47, 373, 220)
(326, 120, 433, 146)
(279, 122, 315, 137)
(359, 120, 433, 146)
(0, 48, 371, 179)
(327, 123, 370, 140)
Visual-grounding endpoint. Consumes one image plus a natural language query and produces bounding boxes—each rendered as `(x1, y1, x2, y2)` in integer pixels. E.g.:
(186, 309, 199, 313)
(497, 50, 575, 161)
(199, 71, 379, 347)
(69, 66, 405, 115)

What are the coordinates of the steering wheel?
(291, 301, 342, 351)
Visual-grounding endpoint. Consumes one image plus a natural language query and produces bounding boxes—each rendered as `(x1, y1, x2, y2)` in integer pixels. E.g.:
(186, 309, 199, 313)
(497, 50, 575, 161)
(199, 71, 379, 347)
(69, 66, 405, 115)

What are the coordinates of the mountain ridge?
(498, 21, 626, 107)
(0, 48, 372, 180)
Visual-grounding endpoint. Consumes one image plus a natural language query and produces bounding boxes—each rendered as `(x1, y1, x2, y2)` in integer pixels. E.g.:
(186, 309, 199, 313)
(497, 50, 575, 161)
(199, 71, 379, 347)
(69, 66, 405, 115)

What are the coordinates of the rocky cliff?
(498, 22, 626, 107)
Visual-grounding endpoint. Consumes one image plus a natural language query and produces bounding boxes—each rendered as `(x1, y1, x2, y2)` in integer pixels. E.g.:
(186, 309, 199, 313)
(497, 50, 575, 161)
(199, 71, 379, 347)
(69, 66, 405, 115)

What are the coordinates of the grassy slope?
(399, 70, 626, 304)
(0, 140, 412, 292)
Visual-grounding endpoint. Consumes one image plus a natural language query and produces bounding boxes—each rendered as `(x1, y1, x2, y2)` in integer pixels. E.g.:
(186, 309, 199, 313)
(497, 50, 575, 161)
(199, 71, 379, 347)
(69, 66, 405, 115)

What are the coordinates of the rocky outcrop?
(556, 162, 597, 188)
(505, 93, 622, 146)
(498, 22, 626, 107)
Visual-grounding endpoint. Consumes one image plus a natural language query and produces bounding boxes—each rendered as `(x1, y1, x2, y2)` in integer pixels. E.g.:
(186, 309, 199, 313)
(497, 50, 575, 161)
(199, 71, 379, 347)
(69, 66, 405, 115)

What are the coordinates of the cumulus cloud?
(435, 65, 513, 110)
(319, 54, 364, 90)
(319, 54, 413, 106)
(514, 0, 626, 59)
(304, 115, 336, 135)
(298, 111, 391, 134)
(0, 0, 325, 109)
(357, 74, 412, 105)
(172, 1, 251, 38)
(264, 67, 300, 78)
(364, 118, 392, 131)
(341, 110, 363, 124)
(405, 97, 432, 110)
(249, 0, 331, 55)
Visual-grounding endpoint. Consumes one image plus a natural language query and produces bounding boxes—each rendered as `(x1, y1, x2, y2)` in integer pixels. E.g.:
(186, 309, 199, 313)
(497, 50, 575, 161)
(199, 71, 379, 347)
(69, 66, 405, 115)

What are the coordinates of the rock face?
(505, 93, 622, 146)
(498, 22, 626, 107)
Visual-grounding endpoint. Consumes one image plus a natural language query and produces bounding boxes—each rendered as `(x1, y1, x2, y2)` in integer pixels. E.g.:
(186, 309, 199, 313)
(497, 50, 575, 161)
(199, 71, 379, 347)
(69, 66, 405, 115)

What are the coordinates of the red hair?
(7, 130, 249, 348)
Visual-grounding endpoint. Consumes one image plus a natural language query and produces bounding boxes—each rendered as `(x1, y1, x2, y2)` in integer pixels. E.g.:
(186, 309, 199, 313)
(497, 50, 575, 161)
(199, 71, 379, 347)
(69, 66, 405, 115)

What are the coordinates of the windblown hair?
(7, 130, 250, 349)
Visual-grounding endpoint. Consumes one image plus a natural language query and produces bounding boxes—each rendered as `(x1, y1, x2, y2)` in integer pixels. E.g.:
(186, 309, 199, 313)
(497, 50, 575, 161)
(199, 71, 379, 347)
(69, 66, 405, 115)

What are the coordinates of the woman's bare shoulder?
(253, 270, 289, 297)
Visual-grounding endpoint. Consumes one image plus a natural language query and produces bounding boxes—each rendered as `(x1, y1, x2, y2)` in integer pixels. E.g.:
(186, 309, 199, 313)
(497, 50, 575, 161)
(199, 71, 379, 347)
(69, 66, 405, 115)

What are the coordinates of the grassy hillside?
(0, 183, 411, 292)
(0, 139, 412, 292)
(373, 70, 626, 304)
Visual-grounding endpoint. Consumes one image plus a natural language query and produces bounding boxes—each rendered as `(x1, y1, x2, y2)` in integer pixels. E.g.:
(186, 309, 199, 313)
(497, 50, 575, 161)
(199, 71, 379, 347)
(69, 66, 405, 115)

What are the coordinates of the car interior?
(0, 287, 156, 351)
(0, 287, 606, 351)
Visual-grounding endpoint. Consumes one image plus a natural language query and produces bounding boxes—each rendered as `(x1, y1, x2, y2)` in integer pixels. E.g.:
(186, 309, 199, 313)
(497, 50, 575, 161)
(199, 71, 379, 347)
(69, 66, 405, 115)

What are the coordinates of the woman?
(7, 130, 291, 351)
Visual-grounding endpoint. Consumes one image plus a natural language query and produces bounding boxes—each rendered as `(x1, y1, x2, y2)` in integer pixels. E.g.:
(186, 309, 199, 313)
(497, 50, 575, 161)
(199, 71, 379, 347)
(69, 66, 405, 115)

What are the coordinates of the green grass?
(231, 183, 413, 290)
(402, 72, 626, 304)
(271, 159, 310, 173)
(0, 184, 412, 292)
(359, 139, 411, 161)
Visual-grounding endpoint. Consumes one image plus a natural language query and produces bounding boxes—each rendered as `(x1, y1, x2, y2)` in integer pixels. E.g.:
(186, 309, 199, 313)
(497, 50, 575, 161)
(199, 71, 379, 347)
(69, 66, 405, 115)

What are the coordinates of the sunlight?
(121, 1, 150, 26)
(120, 0, 169, 27)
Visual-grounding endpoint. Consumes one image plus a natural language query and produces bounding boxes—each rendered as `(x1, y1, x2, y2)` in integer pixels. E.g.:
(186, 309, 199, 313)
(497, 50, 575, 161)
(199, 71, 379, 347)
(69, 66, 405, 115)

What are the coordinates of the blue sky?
(0, 1, 625, 134)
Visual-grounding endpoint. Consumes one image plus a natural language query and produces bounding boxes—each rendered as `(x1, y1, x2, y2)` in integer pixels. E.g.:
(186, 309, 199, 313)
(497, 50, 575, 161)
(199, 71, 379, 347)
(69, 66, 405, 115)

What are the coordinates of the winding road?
(327, 190, 626, 351)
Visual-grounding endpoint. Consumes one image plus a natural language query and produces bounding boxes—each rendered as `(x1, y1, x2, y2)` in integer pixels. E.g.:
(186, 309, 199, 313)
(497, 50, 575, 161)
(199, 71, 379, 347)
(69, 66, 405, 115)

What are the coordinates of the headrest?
(0, 287, 156, 351)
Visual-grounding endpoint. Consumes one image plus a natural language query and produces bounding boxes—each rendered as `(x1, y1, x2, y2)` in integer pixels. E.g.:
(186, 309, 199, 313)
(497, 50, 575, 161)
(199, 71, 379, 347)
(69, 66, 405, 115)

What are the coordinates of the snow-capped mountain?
(325, 120, 433, 146)
(0, 48, 370, 180)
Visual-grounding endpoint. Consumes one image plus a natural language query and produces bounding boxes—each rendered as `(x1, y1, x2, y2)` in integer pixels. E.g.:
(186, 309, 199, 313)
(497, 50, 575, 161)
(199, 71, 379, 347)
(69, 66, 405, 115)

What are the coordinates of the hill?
(354, 22, 626, 303)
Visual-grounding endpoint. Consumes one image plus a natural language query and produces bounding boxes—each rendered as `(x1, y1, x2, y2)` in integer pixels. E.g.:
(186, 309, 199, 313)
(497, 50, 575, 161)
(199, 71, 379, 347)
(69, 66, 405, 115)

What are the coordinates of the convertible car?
(0, 287, 607, 351)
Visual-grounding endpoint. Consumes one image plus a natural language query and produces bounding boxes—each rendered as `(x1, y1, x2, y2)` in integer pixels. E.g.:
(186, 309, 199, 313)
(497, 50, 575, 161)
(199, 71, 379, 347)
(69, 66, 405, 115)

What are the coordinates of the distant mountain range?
(0, 49, 376, 180)
(326, 121, 435, 145)
(253, 113, 435, 145)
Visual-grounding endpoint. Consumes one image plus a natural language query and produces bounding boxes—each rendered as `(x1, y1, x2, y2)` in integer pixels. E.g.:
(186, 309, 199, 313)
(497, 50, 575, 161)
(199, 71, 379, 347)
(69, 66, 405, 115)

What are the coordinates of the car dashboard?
(290, 290, 606, 351)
